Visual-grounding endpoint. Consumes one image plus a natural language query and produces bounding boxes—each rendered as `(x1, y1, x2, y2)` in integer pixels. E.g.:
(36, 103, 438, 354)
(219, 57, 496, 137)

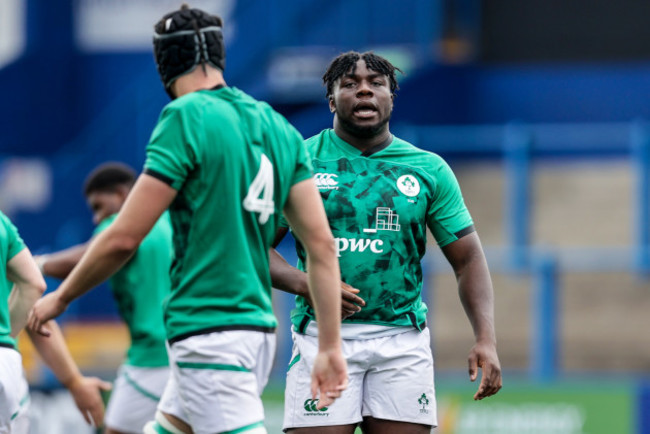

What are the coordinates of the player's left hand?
(468, 340, 502, 400)
(67, 375, 112, 428)
(27, 291, 68, 336)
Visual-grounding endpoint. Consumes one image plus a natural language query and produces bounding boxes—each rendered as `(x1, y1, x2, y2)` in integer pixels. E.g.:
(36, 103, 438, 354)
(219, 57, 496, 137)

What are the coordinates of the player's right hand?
(67, 375, 112, 428)
(311, 348, 348, 409)
(27, 291, 68, 336)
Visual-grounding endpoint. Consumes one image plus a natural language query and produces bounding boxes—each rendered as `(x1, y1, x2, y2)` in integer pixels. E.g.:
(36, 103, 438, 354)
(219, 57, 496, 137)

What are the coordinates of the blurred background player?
(29, 4, 347, 434)
(35, 162, 172, 434)
(271, 51, 502, 433)
(0, 210, 109, 433)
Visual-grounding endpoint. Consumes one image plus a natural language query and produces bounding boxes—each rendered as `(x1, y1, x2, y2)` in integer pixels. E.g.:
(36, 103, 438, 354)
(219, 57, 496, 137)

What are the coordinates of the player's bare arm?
(28, 174, 177, 334)
(283, 178, 348, 408)
(26, 320, 111, 427)
(441, 231, 502, 400)
(7, 248, 47, 336)
(35, 243, 89, 280)
(269, 246, 365, 319)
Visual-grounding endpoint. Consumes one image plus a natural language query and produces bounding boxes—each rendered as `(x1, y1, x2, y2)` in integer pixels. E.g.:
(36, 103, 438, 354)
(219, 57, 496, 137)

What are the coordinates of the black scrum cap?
(153, 5, 225, 98)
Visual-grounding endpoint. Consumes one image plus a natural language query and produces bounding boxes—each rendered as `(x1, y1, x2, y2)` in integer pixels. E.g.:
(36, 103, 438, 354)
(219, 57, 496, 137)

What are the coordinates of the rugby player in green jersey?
(271, 51, 502, 433)
(0, 211, 109, 432)
(35, 163, 172, 434)
(29, 5, 347, 434)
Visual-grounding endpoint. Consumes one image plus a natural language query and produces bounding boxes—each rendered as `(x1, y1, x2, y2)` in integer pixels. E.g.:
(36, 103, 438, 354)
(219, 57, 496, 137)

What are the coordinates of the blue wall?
(3, 0, 650, 316)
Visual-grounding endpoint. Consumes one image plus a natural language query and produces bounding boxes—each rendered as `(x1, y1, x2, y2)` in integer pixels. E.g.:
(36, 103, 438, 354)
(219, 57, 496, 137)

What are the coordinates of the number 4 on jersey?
(243, 154, 275, 224)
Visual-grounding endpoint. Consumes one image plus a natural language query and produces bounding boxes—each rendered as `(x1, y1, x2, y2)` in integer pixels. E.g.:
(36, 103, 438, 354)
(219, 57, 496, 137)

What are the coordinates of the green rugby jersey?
(144, 86, 312, 343)
(291, 129, 474, 333)
(0, 211, 27, 349)
(94, 213, 172, 366)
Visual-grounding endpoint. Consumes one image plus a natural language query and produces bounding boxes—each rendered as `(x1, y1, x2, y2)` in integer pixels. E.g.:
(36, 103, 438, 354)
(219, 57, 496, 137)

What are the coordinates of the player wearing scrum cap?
(28, 4, 347, 434)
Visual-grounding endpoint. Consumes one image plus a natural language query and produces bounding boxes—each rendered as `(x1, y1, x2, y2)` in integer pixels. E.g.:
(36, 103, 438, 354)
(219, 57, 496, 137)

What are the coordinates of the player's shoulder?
(303, 129, 336, 158)
(0, 211, 24, 257)
(0, 211, 17, 235)
(0, 210, 10, 226)
(384, 136, 451, 174)
(227, 87, 299, 133)
(159, 91, 208, 126)
(162, 86, 241, 116)
(304, 130, 327, 148)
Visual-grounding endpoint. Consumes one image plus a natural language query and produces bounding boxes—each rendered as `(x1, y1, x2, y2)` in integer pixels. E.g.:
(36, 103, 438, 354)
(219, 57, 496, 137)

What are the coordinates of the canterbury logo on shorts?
(303, 399, 328, 413)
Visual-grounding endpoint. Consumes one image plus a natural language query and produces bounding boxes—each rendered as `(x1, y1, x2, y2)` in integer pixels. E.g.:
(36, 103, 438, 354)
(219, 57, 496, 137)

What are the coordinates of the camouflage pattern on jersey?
(291, 129, 473, 332)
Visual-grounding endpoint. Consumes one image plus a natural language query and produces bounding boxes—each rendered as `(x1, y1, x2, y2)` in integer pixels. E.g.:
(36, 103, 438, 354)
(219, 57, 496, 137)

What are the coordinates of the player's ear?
(328, 97, 336, 113)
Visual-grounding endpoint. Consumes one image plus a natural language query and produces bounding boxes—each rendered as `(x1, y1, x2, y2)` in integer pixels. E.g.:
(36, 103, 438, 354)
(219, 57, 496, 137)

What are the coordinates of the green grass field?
(261, 383, 285, 432)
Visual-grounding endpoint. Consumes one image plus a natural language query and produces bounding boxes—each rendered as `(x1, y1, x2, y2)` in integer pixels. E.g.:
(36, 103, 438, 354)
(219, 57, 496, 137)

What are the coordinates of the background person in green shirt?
(271, 51, 502, 433)
(0, 211, 109, 433)
(29, 5, 347, 434)
(35, 162, 172, 434)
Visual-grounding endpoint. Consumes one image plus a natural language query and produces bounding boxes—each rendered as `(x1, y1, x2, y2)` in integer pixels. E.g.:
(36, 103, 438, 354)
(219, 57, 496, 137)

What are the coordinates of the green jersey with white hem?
(94, 213, 172, 367)
(0, 211, 27, 349)
(291, 129, 474, 334)
(144, 86, 312, 343)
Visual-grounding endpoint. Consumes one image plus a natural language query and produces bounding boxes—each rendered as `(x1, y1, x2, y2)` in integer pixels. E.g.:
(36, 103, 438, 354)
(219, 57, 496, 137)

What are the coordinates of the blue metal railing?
(395, 121, 650, 277)
(397, 120, 650, 383)
(632, 121, 650, 275)
(531, 254, 559, 382)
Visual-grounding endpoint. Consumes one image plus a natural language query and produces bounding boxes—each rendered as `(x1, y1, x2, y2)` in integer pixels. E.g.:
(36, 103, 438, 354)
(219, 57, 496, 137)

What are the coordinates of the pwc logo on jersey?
(335, 237, 384, 257)
(314, 173, 339, 190)
(335, 207, 401, 257)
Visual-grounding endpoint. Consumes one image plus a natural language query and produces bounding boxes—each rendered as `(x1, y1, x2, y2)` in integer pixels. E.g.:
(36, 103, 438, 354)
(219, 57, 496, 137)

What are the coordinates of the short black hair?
(323, 51, 402, 99)
(83, 162, 136, 197)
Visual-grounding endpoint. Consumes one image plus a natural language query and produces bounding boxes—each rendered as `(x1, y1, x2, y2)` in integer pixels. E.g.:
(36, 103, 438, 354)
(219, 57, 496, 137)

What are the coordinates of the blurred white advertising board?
(0, 0, 26, 69)
(74, 0, 236, 52)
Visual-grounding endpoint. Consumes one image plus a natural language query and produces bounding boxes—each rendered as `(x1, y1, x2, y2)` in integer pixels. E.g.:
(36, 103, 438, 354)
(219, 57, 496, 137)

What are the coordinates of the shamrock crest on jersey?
(396, 174, 421, 197)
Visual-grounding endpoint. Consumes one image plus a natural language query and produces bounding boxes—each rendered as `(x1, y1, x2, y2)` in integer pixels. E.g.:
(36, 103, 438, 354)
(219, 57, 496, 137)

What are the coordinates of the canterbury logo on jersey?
(335, 238, 384, 257)
(314, 173, 339, 189)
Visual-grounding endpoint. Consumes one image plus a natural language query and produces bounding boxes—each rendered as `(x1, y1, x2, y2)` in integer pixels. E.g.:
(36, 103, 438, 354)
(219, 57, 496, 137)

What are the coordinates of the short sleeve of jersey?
(290, 133, 313, 187)
(0, 212, 26, 260)
(279, 131, 313, 230)
(426, 158, 473, 247)
(144, 103, 200, 190)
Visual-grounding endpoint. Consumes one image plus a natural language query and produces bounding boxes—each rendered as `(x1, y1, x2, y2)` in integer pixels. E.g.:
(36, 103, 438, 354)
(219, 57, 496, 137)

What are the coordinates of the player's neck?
(333, 123, 392, 154)
(172, 67, 226, 98)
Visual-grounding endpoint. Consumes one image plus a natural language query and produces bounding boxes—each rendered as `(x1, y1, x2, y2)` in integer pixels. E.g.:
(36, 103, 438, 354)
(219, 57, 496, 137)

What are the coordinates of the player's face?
(86, 191, 124, 225)
(330, 59, 393, 138)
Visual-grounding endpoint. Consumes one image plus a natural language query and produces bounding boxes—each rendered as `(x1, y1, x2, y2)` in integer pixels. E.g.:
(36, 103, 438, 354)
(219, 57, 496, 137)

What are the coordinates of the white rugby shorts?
(283, 328, 437, 430)
(158, 330, 276, 434)
(0, 347, 30, 434)
(105, 364, 170, 433)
